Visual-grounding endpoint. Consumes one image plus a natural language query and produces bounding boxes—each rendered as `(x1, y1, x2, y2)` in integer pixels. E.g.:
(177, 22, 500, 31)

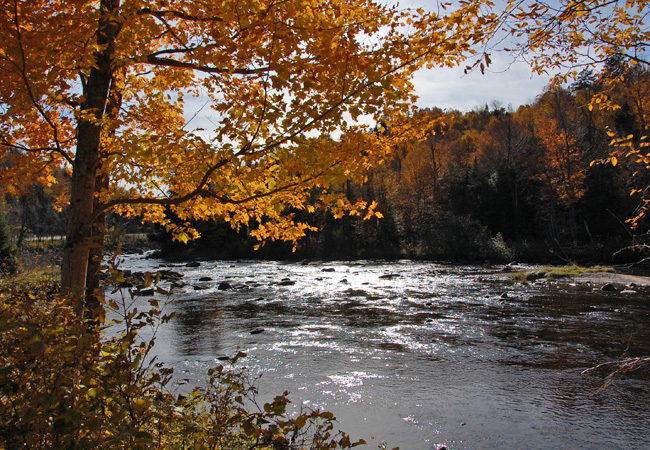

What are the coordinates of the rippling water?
(106, 255, 650, 450)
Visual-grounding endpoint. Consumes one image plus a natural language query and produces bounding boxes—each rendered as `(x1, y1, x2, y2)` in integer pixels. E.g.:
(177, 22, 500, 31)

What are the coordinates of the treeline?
(1, 165, 68, 249)
(4, 63, 650, 265)
(156, 63, 650, 264)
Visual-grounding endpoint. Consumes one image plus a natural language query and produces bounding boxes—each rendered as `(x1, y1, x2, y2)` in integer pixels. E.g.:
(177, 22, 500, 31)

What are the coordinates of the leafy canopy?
(0, 0, 494, 247)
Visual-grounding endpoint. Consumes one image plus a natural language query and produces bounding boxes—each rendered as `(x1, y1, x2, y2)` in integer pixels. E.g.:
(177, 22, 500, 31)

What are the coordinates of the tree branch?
(144, 55, 270, 75)
(137, 8, 224, 23)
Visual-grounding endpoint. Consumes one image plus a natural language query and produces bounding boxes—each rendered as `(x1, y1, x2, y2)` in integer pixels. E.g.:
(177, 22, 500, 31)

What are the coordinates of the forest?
(143, 63, 649, 265)
(4, 61, 650, 266)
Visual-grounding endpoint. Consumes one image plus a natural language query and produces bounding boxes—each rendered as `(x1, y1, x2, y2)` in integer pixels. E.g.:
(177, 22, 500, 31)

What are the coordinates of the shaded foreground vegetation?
(0, 271, 374, 450)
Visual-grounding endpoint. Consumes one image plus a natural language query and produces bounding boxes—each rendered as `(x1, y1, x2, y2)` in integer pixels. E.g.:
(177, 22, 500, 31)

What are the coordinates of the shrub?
(0, 210, 15, 275)
(405, 212, 512, 262)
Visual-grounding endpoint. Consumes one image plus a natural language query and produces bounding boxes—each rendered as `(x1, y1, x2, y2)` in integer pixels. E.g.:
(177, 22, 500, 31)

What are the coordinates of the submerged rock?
(218, 281, 233, 290)
(379, 273, 401, 279)
(525, 271, 547, 282)
(199, 276, 212, 282)
(186, 261, 201, 268)
(135, 288, 154, 296)
(500, 263, 518, 272)
(158, 269, 183, 281)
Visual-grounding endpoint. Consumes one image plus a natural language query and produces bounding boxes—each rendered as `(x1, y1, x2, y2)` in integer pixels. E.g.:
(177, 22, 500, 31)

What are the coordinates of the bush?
(405, 212, 512, 262)
(0, 210, 15, 275)
(0, 274, 367, 450)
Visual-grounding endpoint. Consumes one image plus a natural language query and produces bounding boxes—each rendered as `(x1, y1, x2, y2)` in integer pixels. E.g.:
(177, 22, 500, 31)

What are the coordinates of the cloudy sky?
(402, 0, 553, 112)
(412, 60, 552, 112)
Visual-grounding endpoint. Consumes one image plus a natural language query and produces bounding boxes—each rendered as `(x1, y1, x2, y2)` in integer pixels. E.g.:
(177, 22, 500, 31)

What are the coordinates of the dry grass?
(510, 265, 615, 282)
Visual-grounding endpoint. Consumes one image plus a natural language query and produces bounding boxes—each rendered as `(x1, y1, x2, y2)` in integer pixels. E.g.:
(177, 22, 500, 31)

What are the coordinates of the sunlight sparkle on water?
(110, 257, 650, 450)
(325, 371, 382, 388)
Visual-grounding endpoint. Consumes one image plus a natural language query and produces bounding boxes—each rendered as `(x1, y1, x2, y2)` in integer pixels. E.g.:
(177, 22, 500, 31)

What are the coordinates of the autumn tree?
(500, 0, 650, 79)
(0, 0, 494, 314)
(494, 0, 650, 231)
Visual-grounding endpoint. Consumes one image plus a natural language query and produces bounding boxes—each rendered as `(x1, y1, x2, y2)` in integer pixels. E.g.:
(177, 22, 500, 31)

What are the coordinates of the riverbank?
(568, 271, 650, 287)
(505, 263, 650, 287)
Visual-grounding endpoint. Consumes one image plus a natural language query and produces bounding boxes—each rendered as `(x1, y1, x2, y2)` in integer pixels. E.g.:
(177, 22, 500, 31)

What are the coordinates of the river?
(106, 255, 650, 450)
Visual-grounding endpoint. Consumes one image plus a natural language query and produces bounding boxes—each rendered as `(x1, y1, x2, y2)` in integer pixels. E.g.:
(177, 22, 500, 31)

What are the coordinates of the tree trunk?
(85, 69, 122, 322)
(61, 0, 121, 309)
(84, 168, 108, 322)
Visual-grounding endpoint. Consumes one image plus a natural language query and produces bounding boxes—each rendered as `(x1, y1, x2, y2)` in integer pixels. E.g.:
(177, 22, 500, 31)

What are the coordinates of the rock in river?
(218, 281, 233, 290)
(135, 288, 154, 296)
(158, 269, 183, 281)
(379, 273, 401, 280)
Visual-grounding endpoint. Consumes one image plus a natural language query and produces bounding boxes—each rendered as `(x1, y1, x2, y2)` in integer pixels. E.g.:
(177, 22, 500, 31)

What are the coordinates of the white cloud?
(413, 59, 551, 112)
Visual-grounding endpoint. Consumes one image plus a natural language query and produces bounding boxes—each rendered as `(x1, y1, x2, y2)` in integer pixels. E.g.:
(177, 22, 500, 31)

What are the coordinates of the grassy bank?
(510, 265, 616, 283)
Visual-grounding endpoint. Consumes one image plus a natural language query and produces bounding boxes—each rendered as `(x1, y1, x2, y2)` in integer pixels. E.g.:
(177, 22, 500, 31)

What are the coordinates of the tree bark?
(61, 0, 121, 307)
(85, 70, 122, 322)
(84, 167, 108, 321)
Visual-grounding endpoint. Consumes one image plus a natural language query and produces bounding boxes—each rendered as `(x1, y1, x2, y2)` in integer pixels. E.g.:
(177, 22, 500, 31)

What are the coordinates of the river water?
(106, 255, 650, 450)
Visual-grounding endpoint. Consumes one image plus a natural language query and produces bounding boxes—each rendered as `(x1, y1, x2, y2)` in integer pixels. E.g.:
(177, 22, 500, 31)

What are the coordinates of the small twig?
(582, 356, 650, 395)
(581, 357, 650, 375)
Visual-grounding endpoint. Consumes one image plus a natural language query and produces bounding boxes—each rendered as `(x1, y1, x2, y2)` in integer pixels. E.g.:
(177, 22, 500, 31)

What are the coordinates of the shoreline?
(568, 271, 650, 287)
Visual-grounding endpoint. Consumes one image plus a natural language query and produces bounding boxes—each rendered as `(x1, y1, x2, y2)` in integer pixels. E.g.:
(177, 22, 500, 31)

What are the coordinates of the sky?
(402, 0, 553, 112)
(412, 59, 552, 112)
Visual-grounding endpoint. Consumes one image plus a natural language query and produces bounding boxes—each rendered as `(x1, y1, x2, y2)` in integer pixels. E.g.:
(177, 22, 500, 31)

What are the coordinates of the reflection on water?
(106, 257, 650, 450)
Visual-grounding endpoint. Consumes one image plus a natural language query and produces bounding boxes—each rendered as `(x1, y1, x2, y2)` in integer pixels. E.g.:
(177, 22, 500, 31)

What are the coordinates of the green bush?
(0, 274, 368, 450)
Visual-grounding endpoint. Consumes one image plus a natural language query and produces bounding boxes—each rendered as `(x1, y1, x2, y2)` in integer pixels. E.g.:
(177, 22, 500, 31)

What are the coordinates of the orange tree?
(0, 0, 494, 314)
(493, 0, 650, 231)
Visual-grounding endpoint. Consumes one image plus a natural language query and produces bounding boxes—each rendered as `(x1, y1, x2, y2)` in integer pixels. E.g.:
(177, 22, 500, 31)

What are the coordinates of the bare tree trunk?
(61, 0, 121, 310)
(84, 168, 108, 322)
(84, 65, 123, 322)
(61, 125, 101, 299)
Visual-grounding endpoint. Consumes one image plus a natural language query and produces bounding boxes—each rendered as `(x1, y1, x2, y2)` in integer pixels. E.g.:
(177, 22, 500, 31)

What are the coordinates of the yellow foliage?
(536, 116, 587, 206)
(1, 0, 496, 290)
(495, 0, 650, 231)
